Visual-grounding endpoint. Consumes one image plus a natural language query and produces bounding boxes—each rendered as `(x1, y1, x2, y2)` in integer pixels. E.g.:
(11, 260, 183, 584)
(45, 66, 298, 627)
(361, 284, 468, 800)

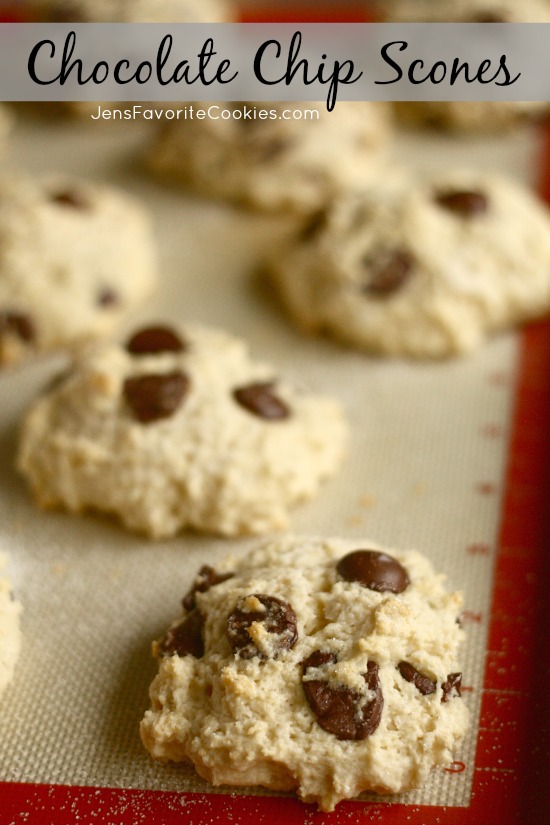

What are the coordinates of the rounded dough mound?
(0, 555, 22, 700)
(269, 170, 550, 358)
(140, 536, 469, 811)
(148, 101, 391, 214)
(17, 324, 347, 538)
(0, 174, 157, 367)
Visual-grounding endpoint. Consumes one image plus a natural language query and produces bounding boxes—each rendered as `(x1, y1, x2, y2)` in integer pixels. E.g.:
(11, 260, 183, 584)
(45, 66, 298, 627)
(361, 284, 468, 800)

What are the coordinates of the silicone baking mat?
(0, 3, 549, 824)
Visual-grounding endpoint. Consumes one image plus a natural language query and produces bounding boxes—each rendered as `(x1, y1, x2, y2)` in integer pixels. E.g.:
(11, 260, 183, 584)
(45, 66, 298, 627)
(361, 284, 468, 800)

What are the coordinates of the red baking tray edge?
(1, 4, 550, 824)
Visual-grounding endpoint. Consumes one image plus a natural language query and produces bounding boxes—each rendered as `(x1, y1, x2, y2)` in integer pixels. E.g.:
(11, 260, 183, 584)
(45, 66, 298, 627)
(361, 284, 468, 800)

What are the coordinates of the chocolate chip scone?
(140, 536, 469, 811)
(269, 170, 550, 358)
(0, 554, 22, 700)
(0, 174, 157, 367)
(148, 101, 390, 215)
(17, 324, 347, 538)
(374, 0, 550, 131)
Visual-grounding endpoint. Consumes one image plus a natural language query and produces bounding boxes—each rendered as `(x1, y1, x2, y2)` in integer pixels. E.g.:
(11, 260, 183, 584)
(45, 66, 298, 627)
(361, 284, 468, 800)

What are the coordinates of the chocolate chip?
(182, 565, 234, 611)
(299, 209, 328, 242)
(361, 249, 413, 297)
(302, 653, 384, 740)
(435, 189, 489, 216)
(123, 371, 189, 424)
(158, 609, 204, 658)
(97, 288, 119, 308)
(226, 594, 298, 659)
(0, 311, 35, 342)
(126, 326, 185, 356)
(337, 550, 410, 594)
(50, 190, 89, 209)
(398, 661, 436, 696)
(233, 383, 290, 421)
(441, 672, 462, 703)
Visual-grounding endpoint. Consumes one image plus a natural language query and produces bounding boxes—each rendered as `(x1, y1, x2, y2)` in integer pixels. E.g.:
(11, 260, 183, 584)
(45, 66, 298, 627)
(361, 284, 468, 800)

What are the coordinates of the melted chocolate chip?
(441, 672, 463, 703)
(233, 383, 290, 421)
(302, 652, 384, 740)
(158, 609, 204, 658)
(182, 565, 234, 612)
(226, 594, 298, 659)
(0, 311, 35, 342)
(50, 190, 89, 209)
(123, 371, 190, 424)
(126, 326, 185, 356)
(337, 550, 410, 594)
(398, 661, 436, 696)
(435, 189, 489, 216)
(361, 249, 414, 297)
(97, 288, 119, 308)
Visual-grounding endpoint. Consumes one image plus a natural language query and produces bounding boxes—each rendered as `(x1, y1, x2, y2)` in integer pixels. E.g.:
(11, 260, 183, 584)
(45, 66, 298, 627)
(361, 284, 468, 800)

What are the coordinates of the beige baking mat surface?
(0, 111, 542, 807)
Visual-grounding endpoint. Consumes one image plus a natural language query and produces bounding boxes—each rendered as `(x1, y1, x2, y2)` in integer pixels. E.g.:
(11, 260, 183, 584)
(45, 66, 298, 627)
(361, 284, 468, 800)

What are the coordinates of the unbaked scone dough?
(0, 555, 22, 699)
(140, 536, 469, 811)
(148, 101, 391, 214)
(268, 170, 550, 358)
(374, 0, 550, 131)
(17, 324, 347, 538)
(0, 174, 157, 367)
(30, 0, 232, 22)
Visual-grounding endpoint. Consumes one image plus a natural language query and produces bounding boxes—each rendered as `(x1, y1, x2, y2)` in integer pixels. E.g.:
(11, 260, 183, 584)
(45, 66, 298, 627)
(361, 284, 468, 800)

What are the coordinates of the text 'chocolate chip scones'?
(148, 101, 390, 215)
(269, 171, 550, 358)
(0, 174, 157, 367)
(0, 554, 22, 700)
(140, 537, 469, 811)
(17, 325, 347, 538)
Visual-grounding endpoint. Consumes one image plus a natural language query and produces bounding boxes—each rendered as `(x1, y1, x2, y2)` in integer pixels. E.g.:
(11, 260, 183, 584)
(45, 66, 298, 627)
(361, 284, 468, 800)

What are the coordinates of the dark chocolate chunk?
(361, 249, 414, 297)
(233, 382, 290, 421)
(182, 565, 234, 611)
(435, 189, 489, 216)
(398, 661, 437, 696)
(158, 609, 204, 658)
(226, 594, 298, 659)
(441, 672, 463, 703)
(126, 326, 185, 356)
(337, 550, 410, 594)
(0, 311, 35, 342)
(123, 371, 189, 424)
(50, 190, 90, 210)
(97, 288, 119, 308)
(302, 652, 384, 740)
(299, 209, 328, 242)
